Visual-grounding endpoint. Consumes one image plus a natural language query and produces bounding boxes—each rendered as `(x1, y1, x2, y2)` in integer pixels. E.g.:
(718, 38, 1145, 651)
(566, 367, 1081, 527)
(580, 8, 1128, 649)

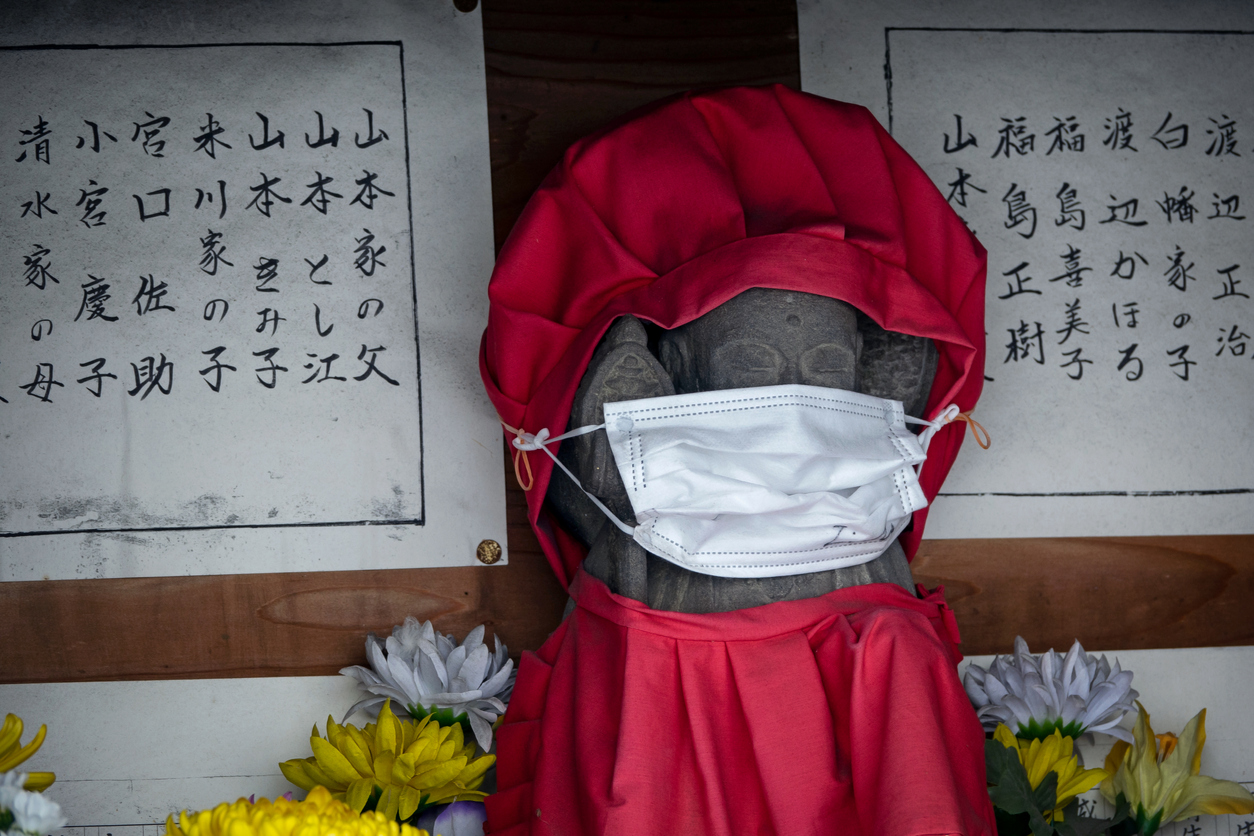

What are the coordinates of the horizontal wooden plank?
(3, 522, 1249, 682)
(0, 439, 566, 684)
(0, 562, 567, 685)
(0, 470, 568, 684)
(913, 535, 1254, 656)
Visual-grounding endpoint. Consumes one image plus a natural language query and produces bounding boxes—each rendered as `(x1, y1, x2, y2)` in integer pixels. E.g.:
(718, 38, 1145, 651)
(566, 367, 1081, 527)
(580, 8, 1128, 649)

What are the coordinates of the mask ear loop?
(501, 421, 536, 491)
(907, 404, 991, 478)
(954, 411, 991, 449)
(500, 420, 638, 537)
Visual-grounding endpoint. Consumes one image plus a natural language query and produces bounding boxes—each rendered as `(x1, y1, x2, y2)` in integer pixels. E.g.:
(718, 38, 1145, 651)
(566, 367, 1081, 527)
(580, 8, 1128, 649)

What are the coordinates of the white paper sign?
(799, 1, 1254, 539)
(0, 0, 505, 579)
(0, 676, 362, 826)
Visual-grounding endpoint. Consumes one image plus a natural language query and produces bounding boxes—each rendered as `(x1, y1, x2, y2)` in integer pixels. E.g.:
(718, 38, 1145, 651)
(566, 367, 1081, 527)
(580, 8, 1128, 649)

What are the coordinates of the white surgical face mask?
(509, 384, 978, 579)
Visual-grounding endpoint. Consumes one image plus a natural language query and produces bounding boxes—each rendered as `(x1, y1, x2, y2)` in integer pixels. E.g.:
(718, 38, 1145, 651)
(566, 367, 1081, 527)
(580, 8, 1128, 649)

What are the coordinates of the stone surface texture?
(547, 287, 938, 613)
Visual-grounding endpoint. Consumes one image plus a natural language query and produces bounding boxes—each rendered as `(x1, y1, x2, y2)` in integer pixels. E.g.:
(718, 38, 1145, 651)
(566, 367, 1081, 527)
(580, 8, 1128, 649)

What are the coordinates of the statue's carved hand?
(548, 316, 671, 554)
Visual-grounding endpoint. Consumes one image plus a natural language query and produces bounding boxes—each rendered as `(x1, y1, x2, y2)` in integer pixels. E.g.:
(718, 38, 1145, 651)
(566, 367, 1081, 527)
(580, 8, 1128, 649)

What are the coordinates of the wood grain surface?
(2, 0, 1250, 684)
(483, 0, 802, 250)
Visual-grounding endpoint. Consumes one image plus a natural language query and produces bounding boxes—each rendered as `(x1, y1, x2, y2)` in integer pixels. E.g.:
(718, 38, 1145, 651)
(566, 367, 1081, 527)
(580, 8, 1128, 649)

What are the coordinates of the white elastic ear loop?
(909, 404, 962, 454)
(511, 423, 638, 537)
(905, 404, 991, 478)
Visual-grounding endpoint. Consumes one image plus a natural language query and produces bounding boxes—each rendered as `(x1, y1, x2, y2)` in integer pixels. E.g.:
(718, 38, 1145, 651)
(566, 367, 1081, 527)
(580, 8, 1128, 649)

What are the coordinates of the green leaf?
(405, 704, 475, 739)
(1106, 796, 1137, 836)
(1032, 772, 1059, 817)
(1018, 716, 1089, 741)
(984, 739, 1057, 836)
(1133, 805, 1163, 836)
(984, 737, 1013, 781)
(1029, 773, 1061, 836)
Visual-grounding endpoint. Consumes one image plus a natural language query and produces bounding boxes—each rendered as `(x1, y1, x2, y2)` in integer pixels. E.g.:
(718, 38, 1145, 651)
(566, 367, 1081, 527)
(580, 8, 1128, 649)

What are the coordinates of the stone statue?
(546, 286, 938, 614)
(482, 88, 994, 836)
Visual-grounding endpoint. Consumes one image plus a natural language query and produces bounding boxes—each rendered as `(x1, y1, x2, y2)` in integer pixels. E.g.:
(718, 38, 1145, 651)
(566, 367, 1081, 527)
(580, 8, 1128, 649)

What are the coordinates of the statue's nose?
(778, 361, 803, 385)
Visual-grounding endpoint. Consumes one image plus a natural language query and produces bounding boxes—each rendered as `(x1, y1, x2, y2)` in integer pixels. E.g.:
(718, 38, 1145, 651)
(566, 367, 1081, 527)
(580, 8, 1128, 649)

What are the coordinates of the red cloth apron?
(487, 571, 995, 836)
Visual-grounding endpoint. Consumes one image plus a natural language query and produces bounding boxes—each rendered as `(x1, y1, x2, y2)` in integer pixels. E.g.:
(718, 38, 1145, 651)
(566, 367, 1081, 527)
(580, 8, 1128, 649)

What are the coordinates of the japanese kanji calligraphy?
(0, 44, 425, 538)
(801, 18, 1253, 539)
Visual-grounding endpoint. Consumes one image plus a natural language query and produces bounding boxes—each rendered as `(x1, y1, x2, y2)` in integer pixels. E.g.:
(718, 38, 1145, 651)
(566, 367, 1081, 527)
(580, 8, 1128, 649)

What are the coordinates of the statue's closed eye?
(800, 343, 857, 388)
(710, 341, 784, 386)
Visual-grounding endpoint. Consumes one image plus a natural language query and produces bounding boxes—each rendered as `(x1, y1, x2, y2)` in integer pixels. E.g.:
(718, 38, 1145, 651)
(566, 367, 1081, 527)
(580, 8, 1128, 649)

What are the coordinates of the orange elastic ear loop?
(955, 411, 991, 449)
(500, 421, 535, 491)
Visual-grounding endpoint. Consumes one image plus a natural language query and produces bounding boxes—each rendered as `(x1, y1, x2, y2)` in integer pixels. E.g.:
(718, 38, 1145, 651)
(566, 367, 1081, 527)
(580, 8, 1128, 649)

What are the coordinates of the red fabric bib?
(487, 572, 994, 836)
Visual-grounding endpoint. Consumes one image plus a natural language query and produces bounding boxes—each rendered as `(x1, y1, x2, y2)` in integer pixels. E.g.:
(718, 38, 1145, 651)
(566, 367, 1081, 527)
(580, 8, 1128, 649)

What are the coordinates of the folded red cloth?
(487, 570, 994, 836)
(481, 85, 987, 583)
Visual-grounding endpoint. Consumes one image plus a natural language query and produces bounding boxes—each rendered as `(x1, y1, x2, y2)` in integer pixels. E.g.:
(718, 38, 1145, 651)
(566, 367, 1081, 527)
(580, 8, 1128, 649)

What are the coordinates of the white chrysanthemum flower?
(964, 636, 1138, 742)
(0, 770, 27, 812)
(341, 618, 515, 752)
(5, 786, 66, 835)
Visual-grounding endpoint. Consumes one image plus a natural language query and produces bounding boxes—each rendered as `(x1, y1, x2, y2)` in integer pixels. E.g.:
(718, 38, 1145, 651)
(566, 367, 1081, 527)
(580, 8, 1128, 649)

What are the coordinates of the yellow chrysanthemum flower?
(0, 713, 55, 791)
(165, 786, 428, 836)
(280, 700, 495, 822)
(994, 723, 1108, 820)
(1101, 703, 1254, 836)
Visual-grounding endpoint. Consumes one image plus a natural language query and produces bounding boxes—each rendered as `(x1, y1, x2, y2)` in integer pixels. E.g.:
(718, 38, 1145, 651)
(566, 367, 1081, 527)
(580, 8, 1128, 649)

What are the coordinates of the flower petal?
(0, 722, 46, 772)
(400, 784, 423, 821)
(1171, 775, 1254, 820)
(463, 625, 486, 656)
(993, 723, 1020, 751)
(446, 644, 469, 683)
(279, 758, 319, 791)
(964, 671, 990, 707)
(417, 642, 450, 691)
(480, 659, 514, 699)
(311, 735, 366, 784)
(21, 771, 55, 792)
(340, 664, 384, 688)
(344, 776, 375, 812)
(454, 645, 491, 692)
(1002, 694, 1034, 729)
(341, 695, 387, 724)
(467, 710, 493, 752)
(984, 671, 1009, 704)
(433, 800, 488, 836)
(377, 782, 402, 821)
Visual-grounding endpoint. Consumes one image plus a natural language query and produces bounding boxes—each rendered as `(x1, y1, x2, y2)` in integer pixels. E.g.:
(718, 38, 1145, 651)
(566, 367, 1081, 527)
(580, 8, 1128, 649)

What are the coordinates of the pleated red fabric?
(488, 572, 994, 836)
(479, 85, 994, 835)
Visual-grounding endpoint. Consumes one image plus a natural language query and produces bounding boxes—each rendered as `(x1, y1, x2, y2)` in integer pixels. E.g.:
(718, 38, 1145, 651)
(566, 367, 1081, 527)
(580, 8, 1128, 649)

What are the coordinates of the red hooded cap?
(481, 85, 986, 588)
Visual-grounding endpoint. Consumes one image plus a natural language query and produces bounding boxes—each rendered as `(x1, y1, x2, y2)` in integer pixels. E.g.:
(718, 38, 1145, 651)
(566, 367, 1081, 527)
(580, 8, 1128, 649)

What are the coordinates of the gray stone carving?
(547, 287, 937, 614)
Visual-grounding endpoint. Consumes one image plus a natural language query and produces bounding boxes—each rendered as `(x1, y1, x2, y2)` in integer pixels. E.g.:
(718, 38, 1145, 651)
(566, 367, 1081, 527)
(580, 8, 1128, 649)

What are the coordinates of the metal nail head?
(476, 539, 502, 564)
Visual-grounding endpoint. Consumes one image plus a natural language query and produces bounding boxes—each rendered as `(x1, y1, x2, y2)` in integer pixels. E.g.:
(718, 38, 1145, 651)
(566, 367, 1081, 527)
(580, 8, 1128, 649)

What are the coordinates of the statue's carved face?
(658, 288, 860, 393)
(548, 285, 933, 605)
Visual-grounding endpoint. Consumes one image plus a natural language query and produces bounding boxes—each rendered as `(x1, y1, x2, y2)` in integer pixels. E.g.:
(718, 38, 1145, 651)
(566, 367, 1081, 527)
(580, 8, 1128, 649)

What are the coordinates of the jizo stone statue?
(482, 89, 995, 836)
(546, 286, 938, 614)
